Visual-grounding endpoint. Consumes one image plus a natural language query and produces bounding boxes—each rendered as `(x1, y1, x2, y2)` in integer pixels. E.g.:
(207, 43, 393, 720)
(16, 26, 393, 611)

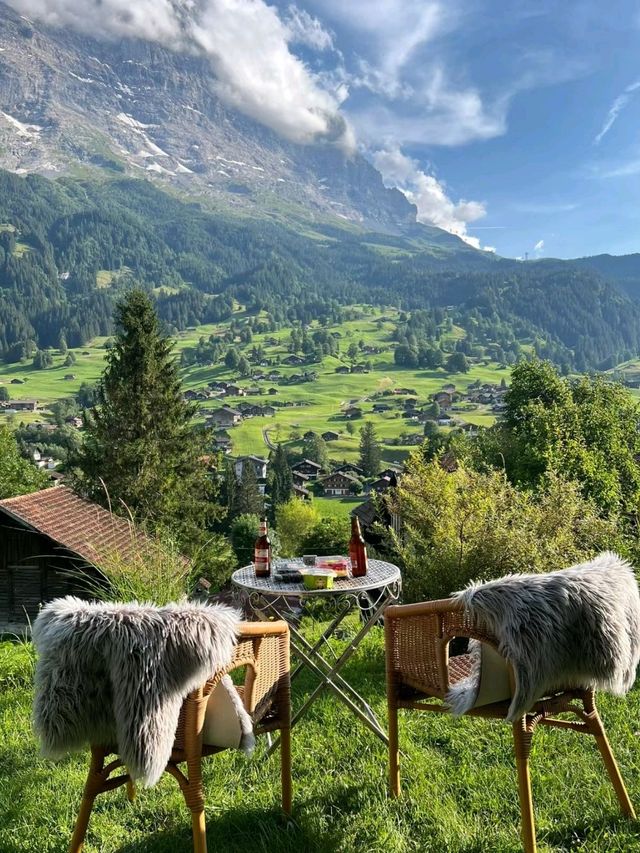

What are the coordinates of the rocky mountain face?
(0, 3, 417, 233)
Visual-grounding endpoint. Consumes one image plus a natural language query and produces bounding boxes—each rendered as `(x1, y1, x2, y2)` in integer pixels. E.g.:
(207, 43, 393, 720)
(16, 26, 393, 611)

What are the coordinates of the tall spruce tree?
(268, 443, 293, 517)
(358, 421, 382, 478)
(75, 289, 217, 544)
(232, 461, 264, 516)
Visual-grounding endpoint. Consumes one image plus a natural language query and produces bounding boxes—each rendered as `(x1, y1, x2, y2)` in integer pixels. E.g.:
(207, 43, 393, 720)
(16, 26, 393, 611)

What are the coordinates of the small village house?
(206, 407, 242, 427)
(4, 399, 39, 412)
(319, 471, 361, 497)
(0, 487, 160, 629)
(291, 459, 322, 480)
(234, 455, 268, 482)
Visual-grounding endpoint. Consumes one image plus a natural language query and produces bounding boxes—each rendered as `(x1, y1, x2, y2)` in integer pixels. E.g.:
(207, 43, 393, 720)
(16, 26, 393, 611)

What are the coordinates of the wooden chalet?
(291, 459, 322, 480)
(319, 471, 360, 497)
(0, 487, 158, 629)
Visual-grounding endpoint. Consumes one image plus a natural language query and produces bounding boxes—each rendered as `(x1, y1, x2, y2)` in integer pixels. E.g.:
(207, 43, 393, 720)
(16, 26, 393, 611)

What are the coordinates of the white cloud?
(594, 80, 640, 144)
(596, 158, 640, 178)
(372, 145, 488, 249)
(6, 0, 353, 149)
(284, 4, 335, 52)
(534, 239, 544, 252)
(348, 55, 509, 147)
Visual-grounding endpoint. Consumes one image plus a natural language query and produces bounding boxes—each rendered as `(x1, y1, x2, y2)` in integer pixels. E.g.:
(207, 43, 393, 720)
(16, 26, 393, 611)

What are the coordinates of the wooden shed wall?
(0, 518, 97, 625)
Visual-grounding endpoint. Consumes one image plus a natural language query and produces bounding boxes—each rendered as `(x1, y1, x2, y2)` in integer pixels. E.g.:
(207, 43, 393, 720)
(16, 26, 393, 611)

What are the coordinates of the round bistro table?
(231, 558, 402, 749)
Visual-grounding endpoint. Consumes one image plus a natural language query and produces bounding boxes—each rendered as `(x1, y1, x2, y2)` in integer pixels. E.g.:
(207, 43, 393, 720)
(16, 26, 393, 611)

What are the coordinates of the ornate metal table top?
(231, 558, 401, 598)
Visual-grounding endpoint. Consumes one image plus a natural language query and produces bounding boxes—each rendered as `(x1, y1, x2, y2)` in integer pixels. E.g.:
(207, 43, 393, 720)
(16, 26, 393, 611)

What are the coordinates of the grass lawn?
(2, 631, 640, 852)
(313, 495, 366, 519)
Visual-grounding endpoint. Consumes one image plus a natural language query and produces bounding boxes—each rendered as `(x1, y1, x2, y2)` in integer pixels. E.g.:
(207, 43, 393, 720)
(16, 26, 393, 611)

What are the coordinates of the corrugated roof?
(0, 486, 148, 567)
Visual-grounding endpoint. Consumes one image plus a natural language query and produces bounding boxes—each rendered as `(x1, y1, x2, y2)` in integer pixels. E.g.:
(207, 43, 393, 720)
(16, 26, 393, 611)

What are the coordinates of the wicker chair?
(69, 621, 291, 853)
(384, 599, 635, 853)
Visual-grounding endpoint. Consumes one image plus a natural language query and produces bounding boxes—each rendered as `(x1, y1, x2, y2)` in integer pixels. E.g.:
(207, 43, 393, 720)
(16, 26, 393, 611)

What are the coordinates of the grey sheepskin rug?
(32, 597, 254, 787)
(446, 552, 640, 721)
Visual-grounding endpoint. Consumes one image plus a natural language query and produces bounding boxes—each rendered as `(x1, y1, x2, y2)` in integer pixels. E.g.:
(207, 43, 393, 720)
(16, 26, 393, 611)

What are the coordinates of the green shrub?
(301, 516, 351, 556)
(387, 454, 625, 602)
(275, 499, 320, 557)
(229, 513, 280, 568)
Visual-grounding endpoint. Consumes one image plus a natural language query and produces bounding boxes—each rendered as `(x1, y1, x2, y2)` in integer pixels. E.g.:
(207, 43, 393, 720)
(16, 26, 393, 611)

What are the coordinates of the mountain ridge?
(0, 1, 425, 236)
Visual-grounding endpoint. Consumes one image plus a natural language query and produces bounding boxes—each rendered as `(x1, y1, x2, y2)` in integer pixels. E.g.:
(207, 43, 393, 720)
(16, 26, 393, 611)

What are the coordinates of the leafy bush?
(301, 516, 351, 556)
(275, 499, 320, 557)
(386, 454, 625, 602)
(229, 513, 280, 567)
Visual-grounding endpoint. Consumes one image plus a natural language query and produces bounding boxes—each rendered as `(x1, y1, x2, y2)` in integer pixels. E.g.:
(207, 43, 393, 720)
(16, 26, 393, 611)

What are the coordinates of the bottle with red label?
(349, 516, 368, 577)
(254, 516, 271, 578)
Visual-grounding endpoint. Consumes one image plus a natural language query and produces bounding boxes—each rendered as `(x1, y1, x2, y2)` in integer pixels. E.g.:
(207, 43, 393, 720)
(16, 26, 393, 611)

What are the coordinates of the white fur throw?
(447, 552, 640, 721)
(32, 596, 254, 787)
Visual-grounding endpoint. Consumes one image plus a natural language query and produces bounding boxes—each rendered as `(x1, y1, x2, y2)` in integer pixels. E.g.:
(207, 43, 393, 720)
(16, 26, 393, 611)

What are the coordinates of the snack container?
(315, 556, 349, 578)
(301, 569, 336, 590)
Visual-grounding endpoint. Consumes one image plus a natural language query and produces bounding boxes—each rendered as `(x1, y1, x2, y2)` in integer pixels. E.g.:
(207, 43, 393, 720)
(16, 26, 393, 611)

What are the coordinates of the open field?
(2, 633, 640, 852)
(0, 306, 507, 465)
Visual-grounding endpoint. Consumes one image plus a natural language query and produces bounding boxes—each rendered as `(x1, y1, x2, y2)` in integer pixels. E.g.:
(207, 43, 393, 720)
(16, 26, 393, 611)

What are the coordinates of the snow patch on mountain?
(1, 112, 41, 138)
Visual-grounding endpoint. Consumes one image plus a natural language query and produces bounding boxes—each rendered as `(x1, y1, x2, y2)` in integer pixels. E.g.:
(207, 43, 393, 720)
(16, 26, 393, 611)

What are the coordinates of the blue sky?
(277, 0, 640, 259)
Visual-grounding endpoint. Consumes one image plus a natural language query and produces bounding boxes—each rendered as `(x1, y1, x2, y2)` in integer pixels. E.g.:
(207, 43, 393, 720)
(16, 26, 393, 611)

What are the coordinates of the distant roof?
(293, 458, 322, 468)
(0, 486, 155, 567)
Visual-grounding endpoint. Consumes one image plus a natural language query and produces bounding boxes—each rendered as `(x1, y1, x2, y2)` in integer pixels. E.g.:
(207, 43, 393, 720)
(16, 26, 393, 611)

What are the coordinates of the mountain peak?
(0, 2, 417, 233)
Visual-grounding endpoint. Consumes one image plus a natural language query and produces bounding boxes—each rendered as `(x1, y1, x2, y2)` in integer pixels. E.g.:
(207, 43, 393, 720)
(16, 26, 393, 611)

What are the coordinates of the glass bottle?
(349, 516, 367, 577)
(254, 516, 271, 578)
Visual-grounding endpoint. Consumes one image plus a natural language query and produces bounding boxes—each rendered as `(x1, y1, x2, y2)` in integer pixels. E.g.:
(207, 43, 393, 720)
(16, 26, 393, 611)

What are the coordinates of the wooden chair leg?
(69, 794, 97, 853)
(388, 695, 400, 798)
(280, 726, 292, 816)
(69, 748, 104, 853)
(591, 712, 636, 819)
(512, 719, 537, 853)
(191, 809, 207, 853)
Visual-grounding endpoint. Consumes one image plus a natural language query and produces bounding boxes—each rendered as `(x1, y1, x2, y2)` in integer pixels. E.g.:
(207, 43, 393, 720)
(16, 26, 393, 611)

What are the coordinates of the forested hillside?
(1, 168, 640, 371)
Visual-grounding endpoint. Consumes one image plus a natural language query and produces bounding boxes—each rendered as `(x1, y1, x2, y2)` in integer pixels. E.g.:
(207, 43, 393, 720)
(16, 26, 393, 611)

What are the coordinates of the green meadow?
(3, 631, 640, 852)
(0, 306, 507, 465)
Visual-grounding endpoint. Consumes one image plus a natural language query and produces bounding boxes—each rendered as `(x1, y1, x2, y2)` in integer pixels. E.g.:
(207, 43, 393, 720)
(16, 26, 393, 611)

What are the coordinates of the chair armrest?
(237, 620, 289, 638)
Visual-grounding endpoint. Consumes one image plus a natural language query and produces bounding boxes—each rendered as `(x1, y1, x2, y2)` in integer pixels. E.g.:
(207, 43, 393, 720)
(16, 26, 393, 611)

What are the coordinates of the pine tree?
(268, 443, 293, 516)
(75, 289, 218, 544)
(358, 421, 382, 478)
(303, 433, 329, 471)
(232, 461, 264, 516)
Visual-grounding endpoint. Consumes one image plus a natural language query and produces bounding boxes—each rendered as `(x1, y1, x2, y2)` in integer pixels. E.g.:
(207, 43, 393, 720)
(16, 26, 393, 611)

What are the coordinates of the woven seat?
(385, 598, 635, 853)
(69, 621, 291, 853)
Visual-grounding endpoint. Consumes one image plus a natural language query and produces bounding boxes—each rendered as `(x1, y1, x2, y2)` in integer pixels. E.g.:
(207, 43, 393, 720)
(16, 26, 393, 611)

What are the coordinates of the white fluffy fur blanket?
(447, 552, 640, 721)
(32, 597, 254, 786)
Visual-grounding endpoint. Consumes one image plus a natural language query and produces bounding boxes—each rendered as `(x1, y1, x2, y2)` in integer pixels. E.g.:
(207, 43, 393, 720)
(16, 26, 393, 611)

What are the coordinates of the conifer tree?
(232, 461, 264, 516)
(358, 421, 382, 478)
(75, 289, 218, 544)
(268, 443, 293, 515)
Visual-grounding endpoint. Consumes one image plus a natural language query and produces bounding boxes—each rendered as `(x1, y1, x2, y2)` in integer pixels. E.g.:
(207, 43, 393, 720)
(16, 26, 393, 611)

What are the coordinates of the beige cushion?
(202, 681, 244, 749)
(473, 643, 512, 708)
